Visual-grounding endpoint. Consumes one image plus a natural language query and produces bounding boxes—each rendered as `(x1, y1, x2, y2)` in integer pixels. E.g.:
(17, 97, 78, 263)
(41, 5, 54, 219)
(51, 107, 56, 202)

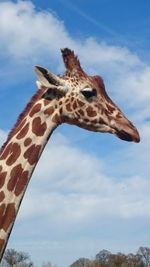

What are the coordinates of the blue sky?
(0, 1, 150, 267)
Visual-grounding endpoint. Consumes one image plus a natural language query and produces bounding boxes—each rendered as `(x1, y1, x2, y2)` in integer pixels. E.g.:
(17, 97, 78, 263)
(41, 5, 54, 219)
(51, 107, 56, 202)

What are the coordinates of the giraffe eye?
(81, 88, 97, 99)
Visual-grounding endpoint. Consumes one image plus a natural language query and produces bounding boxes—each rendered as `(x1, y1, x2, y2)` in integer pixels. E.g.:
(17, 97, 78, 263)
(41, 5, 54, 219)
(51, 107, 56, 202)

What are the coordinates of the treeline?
(1, 247, 150, 267)
(70, 247, 150, 267)
(1, 249, 56, 267)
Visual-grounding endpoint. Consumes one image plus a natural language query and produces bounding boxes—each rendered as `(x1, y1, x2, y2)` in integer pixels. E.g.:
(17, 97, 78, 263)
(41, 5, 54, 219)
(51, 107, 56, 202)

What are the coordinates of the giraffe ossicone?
(0, 48, 140, 262)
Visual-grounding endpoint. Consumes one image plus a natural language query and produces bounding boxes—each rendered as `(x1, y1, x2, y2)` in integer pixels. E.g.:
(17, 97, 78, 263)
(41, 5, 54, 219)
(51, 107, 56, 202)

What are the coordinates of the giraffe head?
(35, 48, 140, 142)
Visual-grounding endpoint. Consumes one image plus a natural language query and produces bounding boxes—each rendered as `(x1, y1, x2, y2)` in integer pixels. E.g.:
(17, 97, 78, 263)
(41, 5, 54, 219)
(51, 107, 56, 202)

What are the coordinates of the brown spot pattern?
(1, 203, 16, 231)
(44, 99, 49, 106)
(77, 100, 85, 107)
(106, 103, 116, 113)
(24, 144, 41, 165)
(65, 99, 70, 104)
(24, 138, 32, 147)
(52, 113, 60, 124)
(86, 106, 97, 117)
(105, 109, 111, 116)
(32, 117, 47, 136)
(29, 103, 41, 117)
(16, 123, 29, 140)
(84, 118, 90, 123)
(0, 204, 5, 219)
(116, 112, 122, 119)
(6, 143, 21, 166)
(7, 164, 29, 196)
(15, 170, 29, 196)
(91, 119, 98, 124)
(1, 142, 13, 160)
(73, 101, 77, 109)
(0, 171, 7, 189)
(7, 164, 23, 192)
(78, 109, 84, 116)
(60, 107, 63, 114)
(44, 106, 54, 116)
(98, 118, 105, 124)
(0, 191, 5, 202)
(66, 103, 72, 112)
(0, 239, 5, 251)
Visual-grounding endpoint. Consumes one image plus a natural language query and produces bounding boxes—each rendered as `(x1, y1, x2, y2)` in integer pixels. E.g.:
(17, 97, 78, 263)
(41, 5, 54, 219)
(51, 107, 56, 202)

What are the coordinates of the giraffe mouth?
(116, 130, 134, 142)
(115, 128, 140, 143)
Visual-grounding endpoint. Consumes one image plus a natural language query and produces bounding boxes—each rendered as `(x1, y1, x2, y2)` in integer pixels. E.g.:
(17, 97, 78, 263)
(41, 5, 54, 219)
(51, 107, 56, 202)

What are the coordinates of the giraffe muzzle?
(115, 125, 140, 143)
(116, 129, 140, 142)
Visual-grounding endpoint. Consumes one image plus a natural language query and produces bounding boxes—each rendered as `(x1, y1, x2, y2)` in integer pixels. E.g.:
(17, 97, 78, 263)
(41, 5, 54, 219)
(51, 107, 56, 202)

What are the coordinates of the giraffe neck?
(0, 89, 60, 260)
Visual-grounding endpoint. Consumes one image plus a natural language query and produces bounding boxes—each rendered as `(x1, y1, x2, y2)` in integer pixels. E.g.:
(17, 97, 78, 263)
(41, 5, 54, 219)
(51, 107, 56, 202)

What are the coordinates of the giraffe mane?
(0, 89, 46, 154)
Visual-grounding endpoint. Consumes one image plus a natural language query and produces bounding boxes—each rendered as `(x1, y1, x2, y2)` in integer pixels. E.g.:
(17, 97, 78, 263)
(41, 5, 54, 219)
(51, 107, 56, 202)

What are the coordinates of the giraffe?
(0, 48, 140, 261)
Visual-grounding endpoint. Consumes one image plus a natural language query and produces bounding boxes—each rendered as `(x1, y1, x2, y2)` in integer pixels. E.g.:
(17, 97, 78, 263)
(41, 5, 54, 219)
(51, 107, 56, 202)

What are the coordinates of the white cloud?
(17, 132, 150, 224)
(0, 0, 143, 69)
(80, 38, 140, 67)
(112, 66, 150, 122)
(0, 0, 73, 63)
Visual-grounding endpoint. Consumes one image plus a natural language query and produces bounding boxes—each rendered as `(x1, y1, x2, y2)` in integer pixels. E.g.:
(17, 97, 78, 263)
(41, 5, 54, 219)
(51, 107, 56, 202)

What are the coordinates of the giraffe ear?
(34, 66, 64, 88)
